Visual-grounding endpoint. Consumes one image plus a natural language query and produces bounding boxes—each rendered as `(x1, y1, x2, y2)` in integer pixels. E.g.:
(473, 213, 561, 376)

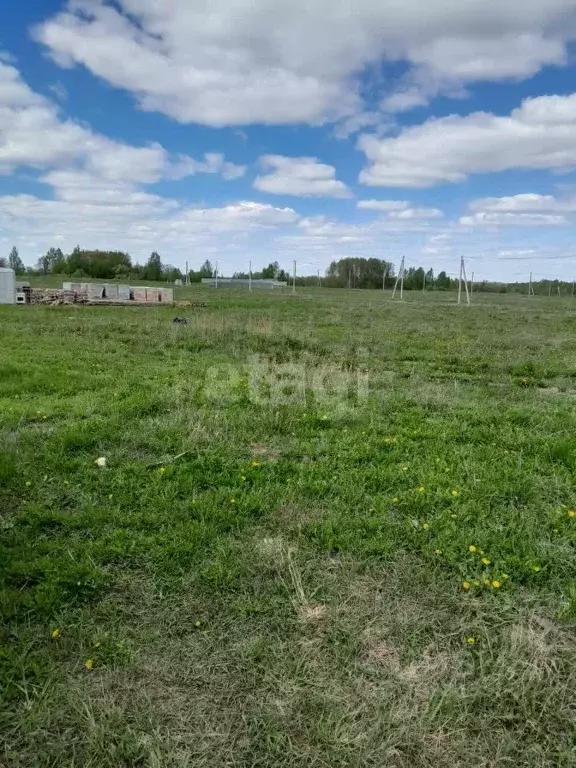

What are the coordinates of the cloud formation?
(254, 156, 350, 197)
(34, 0, 576, 126)
(359, 93, 576, 187)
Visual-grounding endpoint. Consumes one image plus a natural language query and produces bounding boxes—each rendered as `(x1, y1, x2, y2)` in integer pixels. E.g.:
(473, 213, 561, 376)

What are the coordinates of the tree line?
(3, 248, 574, 294)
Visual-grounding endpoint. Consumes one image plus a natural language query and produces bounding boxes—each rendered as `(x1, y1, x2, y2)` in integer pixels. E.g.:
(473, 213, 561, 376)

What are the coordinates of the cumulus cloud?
(460, 192, 576, 225)
(0, 61, 245, 183)
(358, 199, 443, 218)
(359, 93, 576, 188)
(254, 156, 350, 198)
(34, 0, 576, 126)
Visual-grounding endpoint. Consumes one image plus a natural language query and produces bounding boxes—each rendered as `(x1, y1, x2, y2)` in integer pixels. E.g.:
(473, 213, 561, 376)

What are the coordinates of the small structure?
(201, 278, 287, 290)
(62, 282, 174, 304)
(0, 268, 16, 304)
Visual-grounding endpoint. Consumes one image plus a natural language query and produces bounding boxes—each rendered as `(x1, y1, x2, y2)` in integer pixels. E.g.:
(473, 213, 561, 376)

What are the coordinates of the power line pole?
(293, 260, 296, 295)
(392, 256, 405, 300)
(249, 260, 252, 292)
(215, 261, 218, 288)
(458, 256, 470, 305)
(317, 270, 321, 287)
(382, 262, 388, 291)
(185, 260, 189, 286)
(529, 272, 532, 297)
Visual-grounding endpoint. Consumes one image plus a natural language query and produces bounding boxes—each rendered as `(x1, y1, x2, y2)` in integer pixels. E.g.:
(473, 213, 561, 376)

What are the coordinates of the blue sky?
(2, 0, 576, 280)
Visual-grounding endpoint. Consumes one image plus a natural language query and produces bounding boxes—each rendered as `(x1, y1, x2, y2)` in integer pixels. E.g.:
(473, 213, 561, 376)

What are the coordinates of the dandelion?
(85, 659, 94, 670)
(462, 581, 471, 591)
(251, 460, 260, 467)
(194, 620, 202, 628)
(159, 467, 166, 473)
(481, 557, 491, 566)
(402, 465, 408, 472)
(435, 548, 442, 555)
(451, 490, 459, 497)
(418, 486, 425, 493)
(466, 637, 476, 645)
(25, 481, 31, 487)
(230, 498, 236, 504)
(51, 628, 61, 640)
(532, 565, 542, 573)
(491, 580, 501, 589)
(469, 545, 477, 553)
(568, 510, 576, 518)
(95, 457, 107, 468)
(422, 522, 429, 530)
(392, 497, 399, 503)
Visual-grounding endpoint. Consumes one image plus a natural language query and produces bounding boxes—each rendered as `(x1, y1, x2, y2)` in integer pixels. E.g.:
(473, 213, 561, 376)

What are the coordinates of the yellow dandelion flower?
(392, 497, 399, 503)
(418, 486, 425, 493)
(159, 467, 166, 473)
(422, 522, 429, 530)
(402, 465, 408, 472)
(230, 498, 236, 504)
(462, 581, 471, 591)
(532, 565, 542, 573)
(51, 628, 61, 640)
(469, 545, 477, 553)
(451, 489, 458, 497)
(85, 659, 94, 670)
(481, 557, 491, 565)
(195, 620, 202, 628)
(568, 510, 576, 518)
(25, 481, 31, 487)
(491, 580, 501, 589)
(251, 460, 260, 467)
(435, 548, 442, 555)
(466, 637, 476, 645)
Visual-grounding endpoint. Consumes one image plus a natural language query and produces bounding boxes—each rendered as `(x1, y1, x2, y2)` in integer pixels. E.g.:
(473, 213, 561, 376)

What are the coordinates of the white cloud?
(358, 199, 443, 218)
(254, 155, 350, 198)
(358, 199, 409, 211)
(460, 212, 568, 226)
(461, 192, 576, 225)
(359, 93, 576, 188)
(34, 0, 576, 126)
(0, 61, 244, 184)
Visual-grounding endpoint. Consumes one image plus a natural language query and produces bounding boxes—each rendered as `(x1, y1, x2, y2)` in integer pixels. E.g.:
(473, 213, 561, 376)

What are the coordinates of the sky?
(2, 1, 576, 280)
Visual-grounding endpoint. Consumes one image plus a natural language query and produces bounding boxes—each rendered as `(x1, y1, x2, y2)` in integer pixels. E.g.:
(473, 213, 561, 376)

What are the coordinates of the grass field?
(1, 286, 576, 767)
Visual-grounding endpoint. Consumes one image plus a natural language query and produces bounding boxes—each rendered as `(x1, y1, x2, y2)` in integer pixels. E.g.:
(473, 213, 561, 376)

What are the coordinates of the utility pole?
(529, 272, 532, 297)
(317, 270, 321, 287)
(548, 283, 552, 298)
(458, 256, 470, 305)
(423, 271, 426, 294)
(392, 256, 405, 300)
(249, 261, 252, 292)
(293, 260, 296, 295)
(471, 271, 474, 294)
(185, 260, 189, 286)
(215, 261, 218, 288)
(572, 280, 575, 298)
(382, 262, 388, 290)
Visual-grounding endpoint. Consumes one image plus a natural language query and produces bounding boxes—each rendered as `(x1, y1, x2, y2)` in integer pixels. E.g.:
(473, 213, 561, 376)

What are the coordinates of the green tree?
(36, 247, 64, 276)
(143, 251, 163, 282)
(8, 246, 25, 275)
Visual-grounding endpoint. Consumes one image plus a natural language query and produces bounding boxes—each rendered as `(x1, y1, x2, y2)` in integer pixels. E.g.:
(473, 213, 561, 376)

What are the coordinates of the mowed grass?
(1, 286, 576, 767)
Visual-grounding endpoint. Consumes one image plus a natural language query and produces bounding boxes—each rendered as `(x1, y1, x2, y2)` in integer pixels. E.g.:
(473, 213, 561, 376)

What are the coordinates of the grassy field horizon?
(1, 287, 576, 766)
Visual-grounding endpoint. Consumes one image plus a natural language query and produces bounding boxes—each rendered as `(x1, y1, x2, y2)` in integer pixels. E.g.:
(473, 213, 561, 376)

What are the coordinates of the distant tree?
(8, 246, 25, 274)
(64, 248, 131, 279)
(143, 251, 163, 282)
(36, 247, 64, 275)
(0, 257, 7, 268)
(436, 271, 452, 290)
(163, 265, 183, 283)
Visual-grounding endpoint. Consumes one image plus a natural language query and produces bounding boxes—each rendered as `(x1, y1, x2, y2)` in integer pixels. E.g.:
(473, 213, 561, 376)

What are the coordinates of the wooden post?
(249, 261, 252, 292)
(293, 260, 296, 295)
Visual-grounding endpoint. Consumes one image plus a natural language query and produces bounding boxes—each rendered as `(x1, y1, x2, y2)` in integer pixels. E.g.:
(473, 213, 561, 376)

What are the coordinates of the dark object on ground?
(172, 317, 189, 325)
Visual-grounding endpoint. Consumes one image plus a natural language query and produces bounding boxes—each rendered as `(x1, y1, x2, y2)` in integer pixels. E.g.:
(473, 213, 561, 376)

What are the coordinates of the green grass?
(1, 286, 576, 767)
